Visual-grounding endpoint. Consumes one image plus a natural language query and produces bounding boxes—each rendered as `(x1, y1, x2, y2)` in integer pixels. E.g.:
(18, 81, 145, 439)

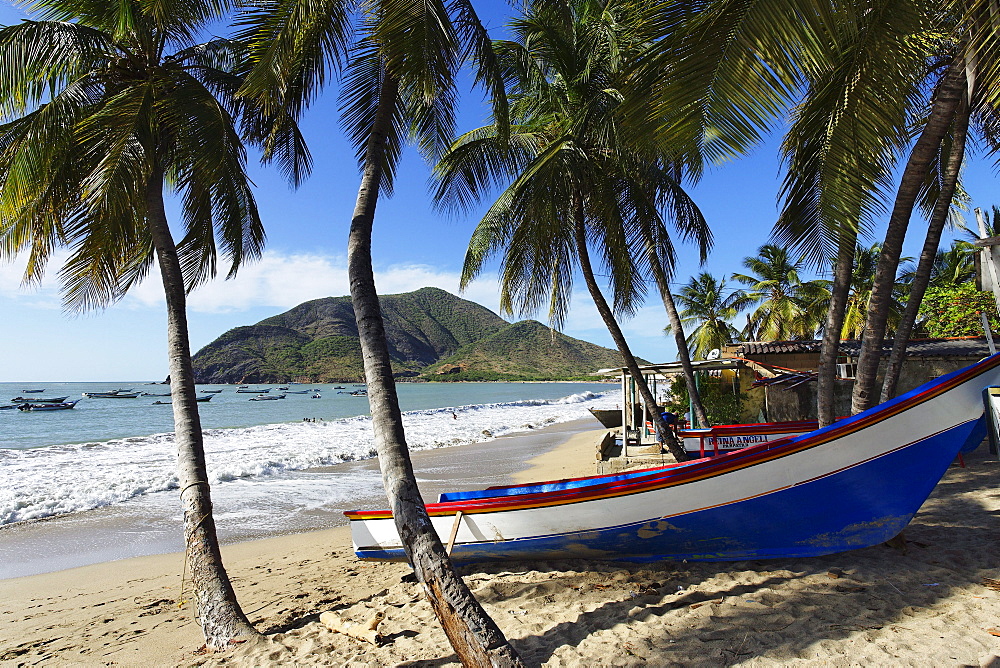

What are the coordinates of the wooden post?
(446, 511, 464, 556)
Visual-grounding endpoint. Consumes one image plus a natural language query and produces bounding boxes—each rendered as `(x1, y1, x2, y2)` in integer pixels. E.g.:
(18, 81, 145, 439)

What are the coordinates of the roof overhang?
(598, 358, 748, 377)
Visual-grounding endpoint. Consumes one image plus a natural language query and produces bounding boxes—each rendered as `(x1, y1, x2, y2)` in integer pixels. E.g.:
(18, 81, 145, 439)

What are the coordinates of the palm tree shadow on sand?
(451, 451, 1000, 666)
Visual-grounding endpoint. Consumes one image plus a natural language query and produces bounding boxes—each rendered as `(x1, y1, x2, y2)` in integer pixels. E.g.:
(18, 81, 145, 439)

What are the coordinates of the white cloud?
(121, 250, 507, 316)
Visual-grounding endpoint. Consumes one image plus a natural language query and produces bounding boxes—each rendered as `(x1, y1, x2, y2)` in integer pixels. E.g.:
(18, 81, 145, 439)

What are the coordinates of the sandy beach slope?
(2, 430, 1000, 666)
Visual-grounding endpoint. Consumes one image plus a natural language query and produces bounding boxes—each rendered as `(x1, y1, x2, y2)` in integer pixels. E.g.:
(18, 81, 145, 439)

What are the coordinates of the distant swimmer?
(452, 411, 457, 420)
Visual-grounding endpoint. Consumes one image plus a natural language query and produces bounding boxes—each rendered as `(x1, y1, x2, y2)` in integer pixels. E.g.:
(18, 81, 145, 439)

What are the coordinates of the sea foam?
(1, 390, 614, 524)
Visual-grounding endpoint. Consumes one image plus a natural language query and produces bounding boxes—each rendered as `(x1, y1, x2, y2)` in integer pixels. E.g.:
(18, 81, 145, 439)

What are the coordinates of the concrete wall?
(763, 357, 979, 421)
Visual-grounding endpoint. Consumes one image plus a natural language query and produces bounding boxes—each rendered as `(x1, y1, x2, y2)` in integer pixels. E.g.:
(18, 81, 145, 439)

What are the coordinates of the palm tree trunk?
(645, 242, 709, 427)
(145, 168, 259, 649)
(573, 210, 689, 462)
(881, 95, 970, 402)
(851, 59, 967, 414)
(347, 71, 523, 668)
(816, 238, 855, 427)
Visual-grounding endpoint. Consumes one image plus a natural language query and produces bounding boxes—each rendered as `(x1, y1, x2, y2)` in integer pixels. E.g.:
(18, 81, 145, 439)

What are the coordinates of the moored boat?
(12, 396, 69, 403)
(18, 400, 79, 411)
(21, 389, 45, 393)
(82, 391, 139, 398)
(236, 387, 270, 393)
(248, 394, 286, 401)
(347, 352, 1000, 564)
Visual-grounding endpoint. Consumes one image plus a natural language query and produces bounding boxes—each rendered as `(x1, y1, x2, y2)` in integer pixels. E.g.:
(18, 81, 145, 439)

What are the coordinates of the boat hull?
(348, 352, 1000, 564)
(588, 407, 622, 429)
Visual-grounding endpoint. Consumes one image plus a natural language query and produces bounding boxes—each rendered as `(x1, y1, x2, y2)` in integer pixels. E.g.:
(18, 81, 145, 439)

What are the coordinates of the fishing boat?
(349, 389, 368, 396)
(140, 392, 171, 397)
(236, 387, 270, 393)
(311, 393, 322, 399)
(347, 352, 1000, 564)
(21, 389, 45, 393)
(588, 407, 623, 429)
(18, 400, 79, 411)
(248, 394, 286, 401)
(12, 395, 69, 403)
(81, 391, 139, 398)
(285, 390, 310, 394)
(200, 389, 224, 394)
(1, 404, 18, 410)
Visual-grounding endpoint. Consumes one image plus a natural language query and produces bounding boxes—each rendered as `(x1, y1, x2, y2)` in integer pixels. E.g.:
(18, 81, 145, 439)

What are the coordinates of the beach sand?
(2, 429, 1000, 666)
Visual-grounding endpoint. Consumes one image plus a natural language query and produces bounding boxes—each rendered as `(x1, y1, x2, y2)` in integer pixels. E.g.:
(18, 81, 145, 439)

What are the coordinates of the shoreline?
(3, 436, 1000, 665)
(0, 416, 603, 580)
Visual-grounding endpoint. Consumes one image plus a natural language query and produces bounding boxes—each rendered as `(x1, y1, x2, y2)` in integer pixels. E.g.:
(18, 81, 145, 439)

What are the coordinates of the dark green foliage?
(918, 284, 1000, 337)
(423, 320, 635, 381)
(192, 288, 626, 382)
(663, 374, 746, 425)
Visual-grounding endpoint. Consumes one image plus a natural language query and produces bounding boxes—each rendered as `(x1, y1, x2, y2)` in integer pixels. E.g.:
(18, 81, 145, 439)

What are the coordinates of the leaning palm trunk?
(145, 170, 259, 648)
(573, 213, 689, 462)
(851, 59, 967, 414)
(817, 238, 856, 427)
(347, 72, 522, 668)
(645, 243, 709, 427)
(881, 97, 971, 402)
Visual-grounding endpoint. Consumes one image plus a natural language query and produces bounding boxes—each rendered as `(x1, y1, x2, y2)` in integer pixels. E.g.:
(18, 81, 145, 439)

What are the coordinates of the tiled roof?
(732, 337, 992, 358)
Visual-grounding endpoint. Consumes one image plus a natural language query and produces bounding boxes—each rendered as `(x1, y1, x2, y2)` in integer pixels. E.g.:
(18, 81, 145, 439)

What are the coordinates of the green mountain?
(191, 287, 630, 383)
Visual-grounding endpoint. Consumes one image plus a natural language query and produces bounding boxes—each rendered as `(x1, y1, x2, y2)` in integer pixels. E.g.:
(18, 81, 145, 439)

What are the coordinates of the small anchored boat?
(81, 391, 139, 398)
(249, 394, 286, 401)
(18, 400, 79, 411)
(12, 396, 69, 403)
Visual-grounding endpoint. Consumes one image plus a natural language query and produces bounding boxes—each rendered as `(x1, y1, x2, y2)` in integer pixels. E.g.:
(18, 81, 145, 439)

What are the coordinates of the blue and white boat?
(347, 352, 1000, 563)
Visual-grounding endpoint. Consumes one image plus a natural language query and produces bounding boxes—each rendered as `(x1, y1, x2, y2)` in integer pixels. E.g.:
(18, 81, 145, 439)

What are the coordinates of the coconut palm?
(673, 273, 749, 359)
(880, 108, 970, 402)
(652, 0, 1000, 420)
(838, 244, 911, 339)
(732, 244, 830, 340)
(237, 0, 523, 663)
(434, 0, 713, 460)
(930, 242, 977, 288)
(0, 0, 306, 648)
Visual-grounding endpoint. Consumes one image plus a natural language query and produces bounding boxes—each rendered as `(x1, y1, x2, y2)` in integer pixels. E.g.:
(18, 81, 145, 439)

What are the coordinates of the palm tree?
(433, 0, 711, 461)
(673, 273, 748, 359)
(237, 0, 523, 663)
(732, 244, 830, 340)
(840, 244, 911, 339)
(0, 0, 305, 649)
(881, 113, 971, 402)
(652, 0, 999, 421)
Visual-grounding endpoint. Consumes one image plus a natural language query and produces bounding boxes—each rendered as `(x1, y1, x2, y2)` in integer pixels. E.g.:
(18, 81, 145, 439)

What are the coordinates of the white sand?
(2, 431, 1000, 666)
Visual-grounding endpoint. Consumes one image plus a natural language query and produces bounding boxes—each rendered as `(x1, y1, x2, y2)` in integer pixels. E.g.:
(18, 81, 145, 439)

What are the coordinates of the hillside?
(191, 287, 627, 383)
(423, 320, 633, 381)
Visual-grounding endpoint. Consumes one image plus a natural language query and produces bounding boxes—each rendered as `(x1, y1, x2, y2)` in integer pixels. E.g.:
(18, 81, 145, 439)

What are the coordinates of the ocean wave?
(0, 389, 615, 524)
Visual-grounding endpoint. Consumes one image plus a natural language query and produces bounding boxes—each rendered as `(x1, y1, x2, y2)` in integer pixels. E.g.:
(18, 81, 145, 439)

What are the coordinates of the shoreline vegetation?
(3, 428, 999, 665)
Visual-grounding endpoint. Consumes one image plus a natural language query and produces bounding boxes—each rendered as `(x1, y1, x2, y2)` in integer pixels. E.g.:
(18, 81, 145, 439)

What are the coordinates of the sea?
(0, 380, 617, 578)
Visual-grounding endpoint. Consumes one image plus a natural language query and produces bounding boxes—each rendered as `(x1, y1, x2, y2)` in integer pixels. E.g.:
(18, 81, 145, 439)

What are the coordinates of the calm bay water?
(0, 380, 616, 572)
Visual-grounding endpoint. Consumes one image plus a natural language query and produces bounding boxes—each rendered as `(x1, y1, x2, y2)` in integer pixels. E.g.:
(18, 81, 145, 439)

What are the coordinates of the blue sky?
(0, 1, 996, 382)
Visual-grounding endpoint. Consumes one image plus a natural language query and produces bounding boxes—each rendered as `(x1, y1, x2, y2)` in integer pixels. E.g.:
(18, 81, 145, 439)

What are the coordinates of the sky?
(0, 2, 996, 382)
